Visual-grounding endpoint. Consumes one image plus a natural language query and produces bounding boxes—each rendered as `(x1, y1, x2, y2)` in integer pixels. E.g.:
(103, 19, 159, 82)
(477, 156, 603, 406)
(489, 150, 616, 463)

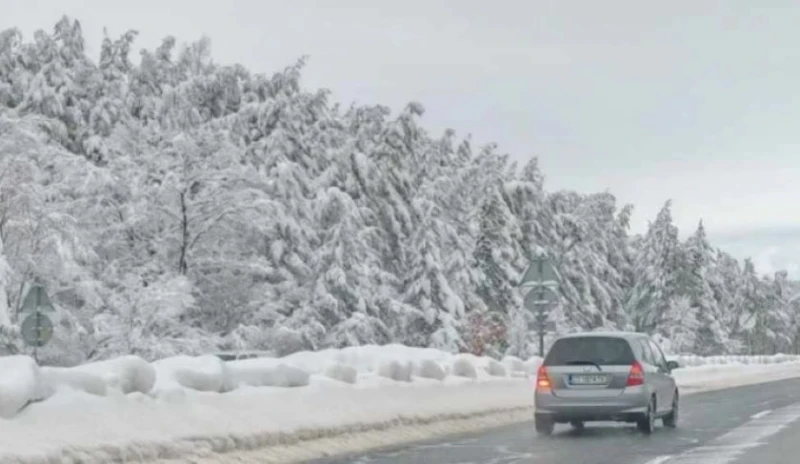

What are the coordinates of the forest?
(0, 17, 796, 365)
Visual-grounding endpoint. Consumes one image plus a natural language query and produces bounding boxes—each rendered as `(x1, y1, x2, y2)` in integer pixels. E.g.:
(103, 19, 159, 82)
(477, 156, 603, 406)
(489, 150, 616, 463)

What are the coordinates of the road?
(313, 378, 800, 464)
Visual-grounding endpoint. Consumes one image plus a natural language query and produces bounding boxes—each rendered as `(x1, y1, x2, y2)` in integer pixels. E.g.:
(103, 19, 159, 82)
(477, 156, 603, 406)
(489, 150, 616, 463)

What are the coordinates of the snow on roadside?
(41, 366, 107, 397)
(1, 346, 800, 463)
(71, 355, 155, 394)
(151, 355, 231, 394)
(0, 356, 46, 419)
(0, 377, 530, 463)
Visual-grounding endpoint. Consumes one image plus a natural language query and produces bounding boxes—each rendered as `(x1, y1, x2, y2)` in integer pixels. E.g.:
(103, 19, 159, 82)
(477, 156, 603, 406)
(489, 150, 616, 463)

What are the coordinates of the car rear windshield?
(543, 336, 635, 366)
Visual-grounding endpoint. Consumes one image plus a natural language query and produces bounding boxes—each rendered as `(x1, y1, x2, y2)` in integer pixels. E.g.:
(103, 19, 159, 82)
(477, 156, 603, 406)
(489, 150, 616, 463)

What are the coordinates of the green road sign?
(20, 312, 54, 348)
(20, 285, 55, 313)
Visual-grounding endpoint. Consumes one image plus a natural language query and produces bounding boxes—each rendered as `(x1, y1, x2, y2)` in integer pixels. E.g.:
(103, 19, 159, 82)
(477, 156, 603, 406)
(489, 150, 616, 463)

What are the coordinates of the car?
(533, 331, 680, 436)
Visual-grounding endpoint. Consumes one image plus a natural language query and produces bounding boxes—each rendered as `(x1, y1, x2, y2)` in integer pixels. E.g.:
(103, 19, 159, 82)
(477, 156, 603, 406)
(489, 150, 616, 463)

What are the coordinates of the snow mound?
(72, 355, 155, 394)
(0, 356, 45, 418)
(377, 359, 412, 382)
(284, 344, 452, 374)
(485, 359, 507, 377)
(524, 356, 543, 376)
(414, 359, 446, 381)
(41, 366, 107, 397)
(323, 363, 358, 384)
(669, 353, 800, 367)
(152, 355, 230, 393)
(502, 356, 526, 375)
(451, 355, 478, 379)
(227, 359, 310, 388)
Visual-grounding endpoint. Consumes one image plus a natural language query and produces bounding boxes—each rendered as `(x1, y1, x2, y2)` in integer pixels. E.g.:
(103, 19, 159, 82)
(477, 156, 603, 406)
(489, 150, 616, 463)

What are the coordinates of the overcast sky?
(4, 0, 800, 277)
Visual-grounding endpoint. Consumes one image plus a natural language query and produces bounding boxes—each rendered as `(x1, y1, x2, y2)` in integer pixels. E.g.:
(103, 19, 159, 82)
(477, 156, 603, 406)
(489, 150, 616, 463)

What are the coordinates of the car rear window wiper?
(564, 360, 602, 371)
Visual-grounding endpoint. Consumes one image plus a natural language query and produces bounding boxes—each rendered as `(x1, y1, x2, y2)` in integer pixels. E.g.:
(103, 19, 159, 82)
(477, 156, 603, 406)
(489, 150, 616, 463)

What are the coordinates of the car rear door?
(647, 338, 677, 413)
(543, 336, 636, 398)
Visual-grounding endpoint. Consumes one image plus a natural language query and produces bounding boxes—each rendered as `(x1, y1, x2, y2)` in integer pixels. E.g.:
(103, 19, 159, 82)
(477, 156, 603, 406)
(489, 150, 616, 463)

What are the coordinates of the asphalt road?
(313, 378, 800, 464)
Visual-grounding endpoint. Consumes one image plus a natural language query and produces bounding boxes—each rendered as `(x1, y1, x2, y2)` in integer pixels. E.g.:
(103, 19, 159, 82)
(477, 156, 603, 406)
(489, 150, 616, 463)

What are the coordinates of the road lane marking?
(751, 409, 772, 420)
(659, 403, 800, 463)
(644, 456, 673, 464)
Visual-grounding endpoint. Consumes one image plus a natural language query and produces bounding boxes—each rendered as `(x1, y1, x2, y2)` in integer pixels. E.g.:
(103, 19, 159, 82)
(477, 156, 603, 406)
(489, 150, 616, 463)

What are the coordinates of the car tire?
(535, 415, 554, 436)
(637, 397, 656, 434)
(570, 421, 585, 431)
(663, 391, 678, 428)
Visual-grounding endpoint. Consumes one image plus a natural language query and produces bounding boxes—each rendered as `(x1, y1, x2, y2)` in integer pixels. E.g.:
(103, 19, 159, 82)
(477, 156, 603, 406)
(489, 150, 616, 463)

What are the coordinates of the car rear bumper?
(534, 387, 649, 422)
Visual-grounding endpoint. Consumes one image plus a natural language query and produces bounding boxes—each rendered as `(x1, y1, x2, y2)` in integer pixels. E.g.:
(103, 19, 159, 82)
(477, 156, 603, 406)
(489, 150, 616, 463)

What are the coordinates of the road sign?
(519, 254, 560, 357)
(20, 312, 54, 348)
(520, 254, 559, 288)
(523, 285, 559, 310)
(20, 285, 55, 313)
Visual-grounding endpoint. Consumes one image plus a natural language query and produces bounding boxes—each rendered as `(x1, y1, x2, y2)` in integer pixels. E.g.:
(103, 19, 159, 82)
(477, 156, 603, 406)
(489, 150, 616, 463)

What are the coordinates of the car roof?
(555, 331, 648, 341)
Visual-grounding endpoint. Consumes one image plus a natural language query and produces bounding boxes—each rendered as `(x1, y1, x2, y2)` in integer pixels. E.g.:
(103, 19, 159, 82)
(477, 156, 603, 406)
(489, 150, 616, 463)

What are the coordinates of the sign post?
(19, 285, 55, 362)
(519, 252, 560, 357)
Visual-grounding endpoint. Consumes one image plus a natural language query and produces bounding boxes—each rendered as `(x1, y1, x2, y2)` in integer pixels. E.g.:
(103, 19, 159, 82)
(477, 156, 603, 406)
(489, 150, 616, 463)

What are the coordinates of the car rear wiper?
(565, 360, 602, 371)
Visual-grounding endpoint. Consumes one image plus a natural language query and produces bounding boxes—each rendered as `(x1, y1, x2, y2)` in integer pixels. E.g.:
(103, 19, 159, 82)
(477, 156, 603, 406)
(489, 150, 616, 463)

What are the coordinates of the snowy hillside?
(0, 17, 798, 365)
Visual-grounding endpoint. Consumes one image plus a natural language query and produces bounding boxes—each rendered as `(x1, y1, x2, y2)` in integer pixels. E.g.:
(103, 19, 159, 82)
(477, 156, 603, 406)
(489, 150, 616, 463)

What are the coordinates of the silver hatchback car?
(534, 331, 680, 435)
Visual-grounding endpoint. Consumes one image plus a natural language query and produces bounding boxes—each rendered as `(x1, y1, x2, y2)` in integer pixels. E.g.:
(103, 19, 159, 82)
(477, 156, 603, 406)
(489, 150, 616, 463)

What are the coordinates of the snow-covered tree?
(0, 16, 795, 362)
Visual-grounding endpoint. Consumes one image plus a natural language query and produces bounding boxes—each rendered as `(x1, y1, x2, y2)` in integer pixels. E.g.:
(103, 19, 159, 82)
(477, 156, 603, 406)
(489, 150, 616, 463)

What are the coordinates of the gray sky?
(4, 0, 800, 277)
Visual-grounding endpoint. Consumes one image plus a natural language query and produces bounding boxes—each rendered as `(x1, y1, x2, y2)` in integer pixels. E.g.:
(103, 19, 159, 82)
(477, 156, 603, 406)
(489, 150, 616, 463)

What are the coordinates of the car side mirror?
(666, 360, 680, 371)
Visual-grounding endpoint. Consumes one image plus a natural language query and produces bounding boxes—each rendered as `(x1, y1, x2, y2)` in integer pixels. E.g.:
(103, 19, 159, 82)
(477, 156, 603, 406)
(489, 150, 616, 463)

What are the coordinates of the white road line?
(663, 403, 800, 463)
(751, 409, 772, 420)
(644, 456, 673, 464)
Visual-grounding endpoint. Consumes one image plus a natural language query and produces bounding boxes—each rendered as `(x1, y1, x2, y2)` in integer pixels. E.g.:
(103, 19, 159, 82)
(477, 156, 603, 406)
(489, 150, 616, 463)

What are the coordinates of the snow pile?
(71, 355, 155, 394)
(226, 358, 310, 388)
(323, 363, 358, 384)
(152, 355, 231, 393)
(451, 355, 478, 378)
(502, 356, 526, 376)
(414, 359, 447, 381)
(0, 356, 45, 418)
(41, 367, 107, 397)
(524, 356, 543, 376)
(1, 354, 800, 463)
(376, 359, 413, 382)
(670, 353, 800, 367)
(283, 343, 453, 374)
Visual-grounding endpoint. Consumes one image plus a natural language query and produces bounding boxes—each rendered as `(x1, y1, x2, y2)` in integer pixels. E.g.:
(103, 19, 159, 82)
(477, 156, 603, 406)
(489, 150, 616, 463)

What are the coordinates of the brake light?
(536, 365, 551, 392)
(625, 361, 644, 387)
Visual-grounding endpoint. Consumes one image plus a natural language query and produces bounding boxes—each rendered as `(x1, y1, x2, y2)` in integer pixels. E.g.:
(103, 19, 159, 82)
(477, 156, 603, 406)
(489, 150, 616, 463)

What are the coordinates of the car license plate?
(570, 374, 608, 385)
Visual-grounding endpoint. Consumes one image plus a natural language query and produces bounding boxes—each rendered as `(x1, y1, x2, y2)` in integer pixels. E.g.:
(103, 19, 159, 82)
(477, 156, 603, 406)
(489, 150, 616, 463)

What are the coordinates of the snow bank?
(40, 367, 107, 397)
(0, 377, 530, 463)
(524, 356, 543, 376)
(72, 355, 155, 394)
(502, 356, 526, 376)
(283, 343, 452, 374)
(227, 358, 310, 388)
(0, 356, 45, 419)
(323, 363, 358, 384)
(414, 359, 446, 381)
(451, 355, 478, 378)
(3, 360, 800, 463)
(152, 355, 230, 393)
(670, 353, 800, 367)
(377, 359, 412, 382)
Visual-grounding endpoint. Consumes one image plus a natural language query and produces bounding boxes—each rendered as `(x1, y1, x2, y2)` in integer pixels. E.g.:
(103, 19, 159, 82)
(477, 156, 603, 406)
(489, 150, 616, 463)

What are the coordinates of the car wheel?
(570, 421, 585, 432)
(637, 397, 656, 434)
(663, 392, 678, 428)
(535, 415, 554, 436)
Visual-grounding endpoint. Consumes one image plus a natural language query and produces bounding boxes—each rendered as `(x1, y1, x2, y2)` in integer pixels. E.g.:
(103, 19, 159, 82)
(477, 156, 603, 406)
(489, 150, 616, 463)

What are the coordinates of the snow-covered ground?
(1, 346, 799, 463)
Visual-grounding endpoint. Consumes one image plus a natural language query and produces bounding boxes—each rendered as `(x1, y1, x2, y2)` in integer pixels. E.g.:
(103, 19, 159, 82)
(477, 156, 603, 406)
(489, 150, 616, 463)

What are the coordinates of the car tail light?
(625, 361, 644, 387)
(536, 365, 551, 392)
